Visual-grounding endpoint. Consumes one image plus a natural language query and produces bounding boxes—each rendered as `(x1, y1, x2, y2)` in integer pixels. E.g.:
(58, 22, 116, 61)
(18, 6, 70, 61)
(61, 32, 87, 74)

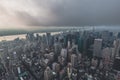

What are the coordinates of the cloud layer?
(0, 0, 120, 28)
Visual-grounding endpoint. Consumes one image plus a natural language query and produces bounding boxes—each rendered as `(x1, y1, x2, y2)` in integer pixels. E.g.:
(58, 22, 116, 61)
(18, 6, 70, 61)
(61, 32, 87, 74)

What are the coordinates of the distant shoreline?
(0, 26, 119, 36)
(0, 31, 61, 42)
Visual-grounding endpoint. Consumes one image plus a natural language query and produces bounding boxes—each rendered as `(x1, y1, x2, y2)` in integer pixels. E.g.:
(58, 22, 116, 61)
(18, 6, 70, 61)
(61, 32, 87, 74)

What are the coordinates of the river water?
(0, 32, 60, 41)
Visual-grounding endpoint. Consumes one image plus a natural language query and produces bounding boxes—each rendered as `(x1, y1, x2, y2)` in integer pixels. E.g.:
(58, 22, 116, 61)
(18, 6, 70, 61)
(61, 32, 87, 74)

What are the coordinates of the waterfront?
(0, 32, 60, 41)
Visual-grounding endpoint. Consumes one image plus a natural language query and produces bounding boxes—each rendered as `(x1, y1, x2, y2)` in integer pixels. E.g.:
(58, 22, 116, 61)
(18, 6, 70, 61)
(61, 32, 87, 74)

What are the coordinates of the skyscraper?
(101, 31, 110, 42)
(71, 54, 77, 68)
(46, 32, 51, 47)
(114, 39, 120, 57)
(44, 67, 53, 80)
(93, 39, 102, 57)
(60, 48, 67, 58)
(78, 37, 83, 53)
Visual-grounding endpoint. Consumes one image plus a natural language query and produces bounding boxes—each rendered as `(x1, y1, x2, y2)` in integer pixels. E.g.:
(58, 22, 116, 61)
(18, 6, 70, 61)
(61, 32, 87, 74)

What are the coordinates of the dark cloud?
(16, 0, 120, 26)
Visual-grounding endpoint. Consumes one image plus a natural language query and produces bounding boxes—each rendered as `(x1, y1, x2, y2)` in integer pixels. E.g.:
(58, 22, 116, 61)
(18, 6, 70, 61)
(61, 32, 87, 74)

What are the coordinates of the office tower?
(83, 37, 89, 53)
(117, 32, 120, 39)
(52, 62, 57, 71)
(13, 51, 17, 59)
(67, 40, 71, 49)
(78, 37, 83, 53)
(71, 54, 77, 68)
(58, 56, 65, 66)
(40, 42, 45, 53)
(46, 32, 51, 47)
(26, 33, 35, 41)
(54, 36, 62, 55)
(48, 52, 54, 62)
(60, 48, 67, 58)
(67, 50, 72, 62)
(71, 39, 76, 47)
(50, 36, 54, 47)
(101, 31, 113, 48)
(116, 72, 120, 80)
(102, 47, 112, 69)
(54, 42, 60, 55)
(77, 53, 82, 62)
(55, 63, 60, 73)
(101, 31, 110, 42)
(71, 41, 79, 54)
(111, 48, 115, 59)
(45, 53, 54, 62)
(91, 58, 98, 68)
(114, 39, 120, 57)
(66, 34, 72, 48)
(74, 32, 80, 43)
(44, 67, 53, 80)
(102, 47, 111, 60)
(35, 33, 39, 40)
(86, 35, 95, 58)
(67, 63, 72, 80)
(87, 34, 95, 46)
(44, 59, 49, 65)
(12, 51, 19, 66)
(82, 31, 89, 52)
(40, 35, 47, 52)
(99, 60, 104, 69)
(93, 39, 102, 57)
(59, 68, 66, 80)
(52, 62, 60, 73)
(113, 57, 120, 71)
(59, 34, 64, 43)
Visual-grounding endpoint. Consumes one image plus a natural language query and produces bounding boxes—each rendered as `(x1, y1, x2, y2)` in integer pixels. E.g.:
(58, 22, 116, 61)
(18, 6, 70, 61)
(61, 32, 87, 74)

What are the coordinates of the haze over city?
(1, 0, 120, 80)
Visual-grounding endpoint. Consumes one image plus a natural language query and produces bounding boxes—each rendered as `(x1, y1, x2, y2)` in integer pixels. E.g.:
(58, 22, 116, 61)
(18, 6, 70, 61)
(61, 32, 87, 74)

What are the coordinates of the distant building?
(78, 37, 83, 53)
(71, 54, 77, 68)
(40, 42, 45, 53)
(54, 41, 61, 55)
(60, 48, 67, 58)
(49, 52, 54, 61)
(71, 42, 79, 55)
(117, 32, 120, 39)
(113, 57, 120, 71)
(67, 63, 72, 79)
(102, 47, 112, 69)
(113, 39, 120, 57)
(101, 31, 110, 42)
(111, 48, 115, 59)
(93, 39, 102, 57)
(102, 47, 111, 59)
(67, 40, 71, 49)
(46, 32, 51, 47)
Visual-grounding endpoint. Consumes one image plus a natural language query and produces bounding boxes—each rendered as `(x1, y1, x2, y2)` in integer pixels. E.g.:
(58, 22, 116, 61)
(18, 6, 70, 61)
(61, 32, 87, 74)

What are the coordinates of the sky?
(0, 0, 120, 29)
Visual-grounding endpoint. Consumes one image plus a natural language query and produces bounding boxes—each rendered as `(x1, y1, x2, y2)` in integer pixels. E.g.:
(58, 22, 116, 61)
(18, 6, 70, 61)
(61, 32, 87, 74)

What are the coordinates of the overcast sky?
(0, 0, 120, 29)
